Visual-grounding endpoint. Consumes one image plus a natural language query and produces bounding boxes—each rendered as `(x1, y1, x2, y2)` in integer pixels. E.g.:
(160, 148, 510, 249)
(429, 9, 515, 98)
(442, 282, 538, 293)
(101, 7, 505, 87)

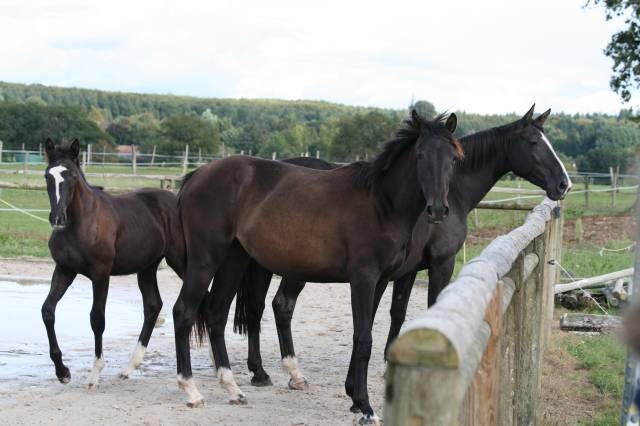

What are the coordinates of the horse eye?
(530, 139, 538, 145)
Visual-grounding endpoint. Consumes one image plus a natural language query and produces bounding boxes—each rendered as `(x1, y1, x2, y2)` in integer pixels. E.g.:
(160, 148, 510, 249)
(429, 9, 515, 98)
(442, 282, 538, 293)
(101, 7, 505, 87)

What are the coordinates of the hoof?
(251, 373, 273, 387)
(186, 398, 204, 408)
(350, 404, 361, 413)
(118, 372, 130, 380)
(354, 413, 380, 425)
(229, 394, 248, 405)
(57, 366, 71, 384)
(288, 377, 308, 391)
(87, 383, 97, 391)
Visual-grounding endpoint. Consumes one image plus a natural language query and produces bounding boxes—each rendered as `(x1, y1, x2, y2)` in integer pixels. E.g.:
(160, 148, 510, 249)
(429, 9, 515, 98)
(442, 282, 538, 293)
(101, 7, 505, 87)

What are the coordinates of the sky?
(0, 0, 633, 115)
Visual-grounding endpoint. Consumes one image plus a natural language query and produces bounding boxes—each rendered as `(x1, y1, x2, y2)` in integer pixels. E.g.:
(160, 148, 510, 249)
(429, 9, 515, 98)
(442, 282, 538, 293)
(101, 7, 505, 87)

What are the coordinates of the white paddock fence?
(384, 198, 562, 426)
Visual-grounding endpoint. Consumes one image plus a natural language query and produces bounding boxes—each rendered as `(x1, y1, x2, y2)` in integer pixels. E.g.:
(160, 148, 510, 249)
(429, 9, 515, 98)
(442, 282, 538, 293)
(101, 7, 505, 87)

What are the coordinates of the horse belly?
(237, 226, 347, 283)
(110, 228, 165, 275)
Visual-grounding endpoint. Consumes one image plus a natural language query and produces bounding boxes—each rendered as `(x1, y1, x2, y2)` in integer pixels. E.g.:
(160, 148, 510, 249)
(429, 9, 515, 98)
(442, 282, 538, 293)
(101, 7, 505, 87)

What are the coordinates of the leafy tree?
(589, 0, 640, 101)
(329, 111, 397, 161)
(159, 114, 219, 155)
(0, 102, 112, 150)
(411, 100, 437, 119)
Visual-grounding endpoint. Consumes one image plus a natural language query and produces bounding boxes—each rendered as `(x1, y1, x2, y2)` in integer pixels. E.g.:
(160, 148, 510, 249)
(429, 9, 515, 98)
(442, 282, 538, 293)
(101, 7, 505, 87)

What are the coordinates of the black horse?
(174, 112, 461, 424)
(41, 139, 186, 388)
(233, 105, 572, 395)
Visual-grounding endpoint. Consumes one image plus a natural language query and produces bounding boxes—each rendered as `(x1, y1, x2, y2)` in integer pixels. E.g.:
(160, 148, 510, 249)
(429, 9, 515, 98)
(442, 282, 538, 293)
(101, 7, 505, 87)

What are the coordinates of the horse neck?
(451, 132, 512, 214)
(66, 169, 97, 220)
(376, 148, 425, 228)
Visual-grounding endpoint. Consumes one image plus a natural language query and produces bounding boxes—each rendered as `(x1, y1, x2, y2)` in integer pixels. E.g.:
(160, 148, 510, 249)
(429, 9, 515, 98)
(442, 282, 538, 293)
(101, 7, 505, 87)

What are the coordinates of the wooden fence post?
(272, 152, 277, 160)
(182, 144, 189, 175)
(385, 334, 460, 425)
(584, 176, 590, 208)
(81, 151, 86, 172)
(87, 143, 92, 166)
(131, 145, 137, 175)
(198, 148, 202, 165)
(0, 140, 4, 163)
(316, 150, 320, 159)
(542, 204, 563, 345)
(102, 146, 106, 165)
(151, 145, 156, 165)
(460, 282, 503, 426)
(610, 166, 618, 208)
(23, 149, 29, 176)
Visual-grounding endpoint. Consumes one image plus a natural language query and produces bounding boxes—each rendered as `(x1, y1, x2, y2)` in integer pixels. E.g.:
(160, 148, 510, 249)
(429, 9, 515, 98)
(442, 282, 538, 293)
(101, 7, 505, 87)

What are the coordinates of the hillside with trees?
(0, 81, 638, 171)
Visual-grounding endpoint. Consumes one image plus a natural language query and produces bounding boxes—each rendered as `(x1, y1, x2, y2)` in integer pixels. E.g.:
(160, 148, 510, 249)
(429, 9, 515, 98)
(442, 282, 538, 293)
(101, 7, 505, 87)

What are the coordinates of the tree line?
(0, 81, 638, 172)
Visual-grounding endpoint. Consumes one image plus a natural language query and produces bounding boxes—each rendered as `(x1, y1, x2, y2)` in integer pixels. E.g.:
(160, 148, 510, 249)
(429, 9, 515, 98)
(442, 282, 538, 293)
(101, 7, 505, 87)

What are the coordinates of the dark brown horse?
(174, 111, 461, 424)
(233, 105, 572, 397)
(41, 139, 185, 388)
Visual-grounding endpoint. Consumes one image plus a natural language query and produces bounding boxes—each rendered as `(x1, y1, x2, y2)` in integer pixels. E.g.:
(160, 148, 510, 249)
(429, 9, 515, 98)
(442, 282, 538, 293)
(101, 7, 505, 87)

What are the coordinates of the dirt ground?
(0, 258, 429, 426)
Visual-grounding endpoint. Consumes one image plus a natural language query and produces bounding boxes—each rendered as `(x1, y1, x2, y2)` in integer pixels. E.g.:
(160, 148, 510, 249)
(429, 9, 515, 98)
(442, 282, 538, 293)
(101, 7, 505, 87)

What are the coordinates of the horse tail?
(233, 260, 258, 336)
(190, 291, 209, 346)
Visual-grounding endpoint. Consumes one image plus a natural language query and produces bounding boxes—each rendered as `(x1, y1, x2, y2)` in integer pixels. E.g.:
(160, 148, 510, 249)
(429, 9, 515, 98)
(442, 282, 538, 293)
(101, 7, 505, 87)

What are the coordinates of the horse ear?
(521, 104, 535, 124)
(445, 113, 457, 133)
(45, 138, 55, 156)
(70, 139, 80, 159)
(411, 109, 420, 128)
(535, 108, 551, 126)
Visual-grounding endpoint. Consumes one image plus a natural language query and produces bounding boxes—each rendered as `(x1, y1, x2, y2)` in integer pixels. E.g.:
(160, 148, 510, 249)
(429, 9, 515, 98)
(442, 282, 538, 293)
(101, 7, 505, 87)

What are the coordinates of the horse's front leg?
(88, 268, 111, 390)
(426, 256, 455, 307)
(347, 273, 380, 426)
(345, 279, 387, 399)
(384, 270, 418, 359)
(41, 265, 77, 384)
(273, 278, 307, 390)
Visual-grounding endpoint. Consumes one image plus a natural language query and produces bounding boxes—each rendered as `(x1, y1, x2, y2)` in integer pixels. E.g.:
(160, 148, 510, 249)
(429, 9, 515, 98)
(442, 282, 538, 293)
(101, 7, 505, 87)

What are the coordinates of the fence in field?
(384, 198, 563, 426)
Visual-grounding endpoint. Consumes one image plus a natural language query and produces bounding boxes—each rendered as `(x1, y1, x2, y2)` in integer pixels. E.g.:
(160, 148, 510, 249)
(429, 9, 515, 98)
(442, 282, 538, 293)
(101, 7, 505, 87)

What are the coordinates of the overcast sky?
(0, 0, 633, 115)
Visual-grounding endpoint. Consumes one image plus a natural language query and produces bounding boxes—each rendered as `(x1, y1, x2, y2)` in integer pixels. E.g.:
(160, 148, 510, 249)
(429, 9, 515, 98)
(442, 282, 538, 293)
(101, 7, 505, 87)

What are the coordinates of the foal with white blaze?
(41, 138, 186, 388)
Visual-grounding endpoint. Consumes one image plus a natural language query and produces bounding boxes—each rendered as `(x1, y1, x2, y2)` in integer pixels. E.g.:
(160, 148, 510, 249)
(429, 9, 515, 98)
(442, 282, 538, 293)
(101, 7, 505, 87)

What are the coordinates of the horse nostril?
(426, 205, 433, 216)
(444, 206, 449, 216)
(559, 180, 567, 191)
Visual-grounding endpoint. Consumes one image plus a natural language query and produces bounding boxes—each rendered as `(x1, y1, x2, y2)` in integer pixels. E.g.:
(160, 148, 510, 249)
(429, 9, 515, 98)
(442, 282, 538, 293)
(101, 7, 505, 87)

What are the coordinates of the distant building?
(116, 145, 139, 155)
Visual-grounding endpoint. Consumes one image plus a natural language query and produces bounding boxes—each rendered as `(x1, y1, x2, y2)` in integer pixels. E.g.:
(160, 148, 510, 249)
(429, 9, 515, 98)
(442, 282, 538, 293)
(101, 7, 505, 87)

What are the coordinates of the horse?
(41, 139, 186, 388)
(174, 111, 461, 424)
(233, 104, 572, 396)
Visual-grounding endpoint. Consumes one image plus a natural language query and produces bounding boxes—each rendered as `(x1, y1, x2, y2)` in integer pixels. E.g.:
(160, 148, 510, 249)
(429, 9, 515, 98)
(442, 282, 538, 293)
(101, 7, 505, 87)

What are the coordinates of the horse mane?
(352, 113, 462, 189)
(456, 122, 518, 172)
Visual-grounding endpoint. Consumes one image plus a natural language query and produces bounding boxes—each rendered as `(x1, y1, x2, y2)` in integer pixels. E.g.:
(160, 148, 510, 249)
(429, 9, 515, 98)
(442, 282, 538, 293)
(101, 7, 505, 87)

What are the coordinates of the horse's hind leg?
(272, 278, 307, 390)
(87, 268, 111, 390)
(207, 242, 251, 405)
(173, 255, 217, 407)
(120, 261, 163, 379)
(41, 265, 77, 384)
(245, 262, 274, 387)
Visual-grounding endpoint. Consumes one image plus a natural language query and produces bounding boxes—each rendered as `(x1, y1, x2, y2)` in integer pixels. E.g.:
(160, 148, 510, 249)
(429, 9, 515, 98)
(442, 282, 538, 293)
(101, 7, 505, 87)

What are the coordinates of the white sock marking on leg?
(177, 374, 204, 405)
(282, 356, 307, 387)
(87, 356, 105, 388)
(120, 342, 146, 378)
(217, 367, 245, 402)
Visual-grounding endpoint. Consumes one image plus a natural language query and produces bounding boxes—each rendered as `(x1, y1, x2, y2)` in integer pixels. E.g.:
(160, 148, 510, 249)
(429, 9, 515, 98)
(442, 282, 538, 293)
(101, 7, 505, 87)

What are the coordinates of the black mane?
(456, 122, 519, 172)
(352, 113, 451, 189)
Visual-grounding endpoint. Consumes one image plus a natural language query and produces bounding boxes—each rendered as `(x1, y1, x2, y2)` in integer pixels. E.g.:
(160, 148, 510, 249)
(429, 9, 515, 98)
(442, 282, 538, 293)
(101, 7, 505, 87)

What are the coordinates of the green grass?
(567, 334, 626, 426)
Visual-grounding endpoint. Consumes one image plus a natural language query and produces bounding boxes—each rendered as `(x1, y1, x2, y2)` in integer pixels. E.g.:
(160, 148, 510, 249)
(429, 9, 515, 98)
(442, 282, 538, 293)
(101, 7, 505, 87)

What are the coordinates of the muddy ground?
(0, 258, 428, 425)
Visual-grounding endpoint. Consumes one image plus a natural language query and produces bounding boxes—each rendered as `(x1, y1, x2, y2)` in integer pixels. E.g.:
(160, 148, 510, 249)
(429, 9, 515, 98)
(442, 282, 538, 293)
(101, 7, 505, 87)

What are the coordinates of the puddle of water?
(0, 278, 245, 388)
(0, 280, 172, 388)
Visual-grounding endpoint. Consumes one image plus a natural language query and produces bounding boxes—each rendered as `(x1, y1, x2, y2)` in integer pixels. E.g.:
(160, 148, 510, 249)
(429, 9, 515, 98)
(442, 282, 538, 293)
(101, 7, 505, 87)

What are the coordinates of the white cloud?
(0, 0, 634, 114)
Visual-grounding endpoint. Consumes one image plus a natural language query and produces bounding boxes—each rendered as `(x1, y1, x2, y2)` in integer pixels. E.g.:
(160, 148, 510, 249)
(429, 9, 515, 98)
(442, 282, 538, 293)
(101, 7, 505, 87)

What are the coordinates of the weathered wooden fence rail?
(384, 198, 562, 426)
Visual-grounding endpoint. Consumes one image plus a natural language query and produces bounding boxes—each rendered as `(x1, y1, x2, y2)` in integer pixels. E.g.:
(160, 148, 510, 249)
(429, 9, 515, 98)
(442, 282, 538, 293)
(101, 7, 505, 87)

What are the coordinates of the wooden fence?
(384, 198, 562, 426)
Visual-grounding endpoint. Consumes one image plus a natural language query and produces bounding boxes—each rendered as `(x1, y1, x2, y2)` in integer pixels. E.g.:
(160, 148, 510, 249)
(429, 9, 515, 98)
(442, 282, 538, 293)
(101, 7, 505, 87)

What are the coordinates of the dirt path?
(0, 258, 428, 425)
